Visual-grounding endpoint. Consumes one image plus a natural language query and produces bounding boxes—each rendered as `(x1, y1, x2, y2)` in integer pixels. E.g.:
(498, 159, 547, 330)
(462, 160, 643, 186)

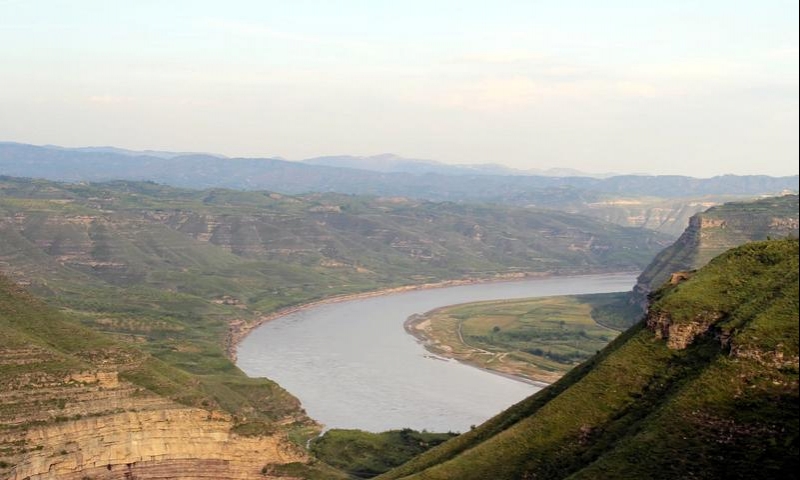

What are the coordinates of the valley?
(0, 173, 797, 479)
(2, 3, 797, 477)
(0, 175, 662, 478)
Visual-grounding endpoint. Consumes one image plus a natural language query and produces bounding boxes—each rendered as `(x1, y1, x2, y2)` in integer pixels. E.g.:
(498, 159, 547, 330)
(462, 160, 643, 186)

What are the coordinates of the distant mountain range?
(302, 153, 607, 177)
(2, 142, 795, 199)
(1, 142, 797, 237)
(41, 144, 227, 160)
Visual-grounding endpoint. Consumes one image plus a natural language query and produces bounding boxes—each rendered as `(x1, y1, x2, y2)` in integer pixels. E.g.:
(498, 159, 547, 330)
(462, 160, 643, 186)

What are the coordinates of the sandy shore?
(404, 308, 557, 386)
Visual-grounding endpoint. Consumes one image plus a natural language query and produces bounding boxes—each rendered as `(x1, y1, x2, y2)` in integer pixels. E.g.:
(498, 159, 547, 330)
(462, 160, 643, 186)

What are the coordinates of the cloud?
(196, 18, 372, 51)
(435, 75, 669, 111)
(630, 59, 753, 82)
(449, 50, 546, 64)
(438, 76, 590, 110)
(765, 46, 800, 61)
(88, 95, 134, 105)
(614, 81, 662, 98)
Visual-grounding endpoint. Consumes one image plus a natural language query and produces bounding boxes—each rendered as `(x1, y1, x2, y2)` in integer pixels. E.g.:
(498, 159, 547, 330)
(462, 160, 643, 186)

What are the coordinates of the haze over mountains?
(3, 142, 797, 239)
(2, 142, 796, 199)
(301, 154, 604, 177)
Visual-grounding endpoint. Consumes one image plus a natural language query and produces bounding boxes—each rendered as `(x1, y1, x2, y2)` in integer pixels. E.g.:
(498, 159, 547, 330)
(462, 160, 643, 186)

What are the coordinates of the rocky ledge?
(8, 407, 306, 480)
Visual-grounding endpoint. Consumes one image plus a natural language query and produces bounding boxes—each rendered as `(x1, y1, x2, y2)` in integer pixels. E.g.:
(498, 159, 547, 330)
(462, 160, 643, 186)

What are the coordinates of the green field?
(409, 292, 625, 383)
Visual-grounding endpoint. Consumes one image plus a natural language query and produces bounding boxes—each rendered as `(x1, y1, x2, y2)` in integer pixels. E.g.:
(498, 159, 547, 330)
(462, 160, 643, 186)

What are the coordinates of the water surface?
(237, 273, 636, 432)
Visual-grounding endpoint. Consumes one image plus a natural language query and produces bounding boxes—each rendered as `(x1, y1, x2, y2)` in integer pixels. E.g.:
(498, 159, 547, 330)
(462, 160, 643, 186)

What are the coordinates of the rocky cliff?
(633, 194, 798, 300)
(6, 405, 306, 480)
(581, 197, 724, 237)
(0, 277, 311, 480)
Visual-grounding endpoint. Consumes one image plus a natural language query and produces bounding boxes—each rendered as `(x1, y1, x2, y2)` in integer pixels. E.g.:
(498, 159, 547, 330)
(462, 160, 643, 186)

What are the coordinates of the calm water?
(237, 273, 636, 432)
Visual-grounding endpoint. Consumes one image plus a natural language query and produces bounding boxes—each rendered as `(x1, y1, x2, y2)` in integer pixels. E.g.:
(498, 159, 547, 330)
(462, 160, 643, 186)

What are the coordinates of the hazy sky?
(1, 1, 797, 177)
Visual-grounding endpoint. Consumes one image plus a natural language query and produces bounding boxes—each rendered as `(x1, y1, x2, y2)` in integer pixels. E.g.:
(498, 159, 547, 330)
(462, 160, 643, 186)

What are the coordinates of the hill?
(589, 194, 800, 330)
(0, 176, 666, 423)
(2, 142, 797, 236)
(0, 273, 325, 479)
(379, 238, 799, 480)
(634, 194, 799, 299)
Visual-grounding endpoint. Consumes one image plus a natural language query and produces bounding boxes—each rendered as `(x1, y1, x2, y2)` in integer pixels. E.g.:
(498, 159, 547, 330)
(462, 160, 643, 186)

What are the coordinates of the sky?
(1, 1, 798, 177)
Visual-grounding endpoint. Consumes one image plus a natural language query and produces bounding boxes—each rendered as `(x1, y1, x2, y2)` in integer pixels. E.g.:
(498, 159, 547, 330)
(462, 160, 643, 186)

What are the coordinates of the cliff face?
(631, 194, 799, 309)
(7, 406, 306, 480)
(1, 362, 307, 480)
(379, 239, 799, 480)
(0, 278, 310, 480)
(582, 198, 721, 237)
(646, 309, 722, 350)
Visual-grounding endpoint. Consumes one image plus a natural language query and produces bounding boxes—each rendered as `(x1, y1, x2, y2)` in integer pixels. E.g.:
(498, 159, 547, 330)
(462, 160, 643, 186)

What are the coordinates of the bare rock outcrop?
(646, 310, 723, 350)
(9, 408, 305, 480)
(0, 347, 307, 480)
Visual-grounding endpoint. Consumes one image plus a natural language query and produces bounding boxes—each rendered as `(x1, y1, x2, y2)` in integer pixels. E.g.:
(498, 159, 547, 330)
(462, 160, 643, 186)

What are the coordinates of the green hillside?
(0, 177, 667, 377)
(0, 272, 328, 478)
(636, 194, 798, 295)
(380, 239, 799, 480)
(593, 194, 799, 330)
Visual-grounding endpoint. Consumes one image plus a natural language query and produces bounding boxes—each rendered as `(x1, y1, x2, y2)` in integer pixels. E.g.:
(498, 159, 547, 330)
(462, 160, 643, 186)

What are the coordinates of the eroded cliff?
(0, 278, 312, 480)
(634, 194, 799, 300)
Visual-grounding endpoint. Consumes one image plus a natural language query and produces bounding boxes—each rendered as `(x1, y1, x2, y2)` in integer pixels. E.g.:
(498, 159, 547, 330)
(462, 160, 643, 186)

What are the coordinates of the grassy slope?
(379, 239, 798, 480)
(0, 273, 309, 423)
(592, 194, 799, 330)
(309, 429, 458, 478)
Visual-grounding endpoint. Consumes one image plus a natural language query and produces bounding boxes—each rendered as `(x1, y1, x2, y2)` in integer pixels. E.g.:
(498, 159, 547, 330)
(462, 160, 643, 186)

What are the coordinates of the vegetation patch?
(311, 428, 458, 478)
(407, 293, 624, 383)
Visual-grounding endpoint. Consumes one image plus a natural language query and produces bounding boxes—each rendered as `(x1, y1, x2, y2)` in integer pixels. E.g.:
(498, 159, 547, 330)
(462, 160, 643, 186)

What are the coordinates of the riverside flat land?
(407, 293, 625, 384)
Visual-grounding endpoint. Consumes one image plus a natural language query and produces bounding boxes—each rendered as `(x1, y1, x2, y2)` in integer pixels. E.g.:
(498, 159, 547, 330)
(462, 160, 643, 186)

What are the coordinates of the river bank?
(404, 293, 626, 385)
(234, 272, 637, 432)
(225, 271, 553, 362)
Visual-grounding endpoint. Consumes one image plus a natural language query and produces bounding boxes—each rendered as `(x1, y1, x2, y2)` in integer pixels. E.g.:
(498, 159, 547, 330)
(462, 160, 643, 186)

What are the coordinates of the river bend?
(237, 273, 636, 432)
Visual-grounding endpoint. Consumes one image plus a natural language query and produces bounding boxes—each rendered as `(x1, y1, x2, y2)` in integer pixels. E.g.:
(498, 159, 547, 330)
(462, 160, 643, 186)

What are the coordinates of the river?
(236, 272, 636, 433)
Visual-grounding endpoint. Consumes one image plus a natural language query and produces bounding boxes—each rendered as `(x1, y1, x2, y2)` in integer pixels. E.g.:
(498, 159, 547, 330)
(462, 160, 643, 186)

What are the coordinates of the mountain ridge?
(4, 142, 796, 238)
(2, 142, 795, 199)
